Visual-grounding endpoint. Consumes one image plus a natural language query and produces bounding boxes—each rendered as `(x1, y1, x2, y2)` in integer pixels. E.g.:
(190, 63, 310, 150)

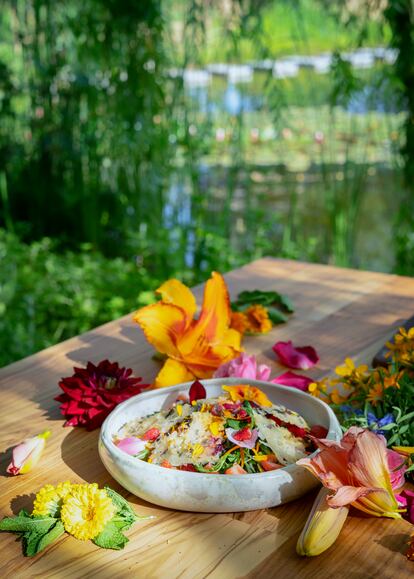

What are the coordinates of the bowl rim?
(100, 377, 341, 479)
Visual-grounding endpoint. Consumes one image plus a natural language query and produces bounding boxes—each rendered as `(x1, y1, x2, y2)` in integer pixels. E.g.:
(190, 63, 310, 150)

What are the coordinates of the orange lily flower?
(222, 385, 272, 407)
(297, 427, 404, 519)
(133, 272, 242, 388)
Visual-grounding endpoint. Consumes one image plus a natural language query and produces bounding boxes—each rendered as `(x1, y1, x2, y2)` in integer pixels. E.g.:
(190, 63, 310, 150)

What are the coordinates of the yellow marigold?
(60, 483, 115, 541)
(32, 481, 74, 517)
(230, 311, 250, 334)
(244, 304, 272, 334)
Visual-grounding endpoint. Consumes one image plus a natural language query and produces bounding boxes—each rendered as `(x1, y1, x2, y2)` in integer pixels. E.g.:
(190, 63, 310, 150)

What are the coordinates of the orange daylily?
(133, 272, 243, 388)
(222, 384, 272, 407)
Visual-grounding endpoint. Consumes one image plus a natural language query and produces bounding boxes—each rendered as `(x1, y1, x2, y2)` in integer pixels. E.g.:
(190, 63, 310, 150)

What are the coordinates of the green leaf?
(234, 290, 294, 313)
(34, 520, 65, 555)
(92, 520, 129, 550)
(267, 306, 288, 325)
(225, 419, 244, 430)
(0, 515, 57, 534)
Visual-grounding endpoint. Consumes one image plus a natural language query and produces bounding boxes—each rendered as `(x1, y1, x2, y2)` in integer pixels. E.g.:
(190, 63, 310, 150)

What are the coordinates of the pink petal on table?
(272, 341, 319, 370)
(272, 371, 313, 391)
(117, 437, 147, 456)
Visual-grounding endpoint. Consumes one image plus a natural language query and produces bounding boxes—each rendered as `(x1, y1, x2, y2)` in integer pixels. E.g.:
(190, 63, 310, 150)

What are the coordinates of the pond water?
(161, 61, 404, 274)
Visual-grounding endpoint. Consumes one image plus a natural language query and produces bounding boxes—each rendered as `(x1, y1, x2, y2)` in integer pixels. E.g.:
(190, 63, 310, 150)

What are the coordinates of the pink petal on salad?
(272, 341, 319, 370)
(189, 380, 206, 403)
(117, 437, 146, 455)
(272, 371, 313, 391)
(225, 427, 259, 449)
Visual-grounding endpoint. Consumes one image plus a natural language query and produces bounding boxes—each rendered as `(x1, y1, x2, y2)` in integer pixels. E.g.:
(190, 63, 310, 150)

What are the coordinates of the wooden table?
(1, 258, 413, 578)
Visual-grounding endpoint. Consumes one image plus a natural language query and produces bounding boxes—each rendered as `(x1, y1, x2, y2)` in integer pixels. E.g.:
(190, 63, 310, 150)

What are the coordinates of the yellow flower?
(335, 357, 368, 382)
(32, 481, 74, 517)
(60, 483, 115, 541)
(366, 383, 383, 406)
(244, 305, 272, 334)
(133, 273, 242, 388)
(329, 389, 347, 405)
(308, 379, 329, 400)
(372, 366, 401, 390)
(222, 384, 272, 407)
(386, 327, 414, 366)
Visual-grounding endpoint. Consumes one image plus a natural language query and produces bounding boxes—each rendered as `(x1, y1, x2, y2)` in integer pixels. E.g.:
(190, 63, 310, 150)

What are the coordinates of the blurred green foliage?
(0, 0, 413, 367)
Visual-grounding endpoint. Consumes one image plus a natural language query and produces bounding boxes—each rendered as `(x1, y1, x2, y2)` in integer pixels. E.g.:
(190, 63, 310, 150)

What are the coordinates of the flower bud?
(6, 430, 51, 475)
(297, 487, 349, 556)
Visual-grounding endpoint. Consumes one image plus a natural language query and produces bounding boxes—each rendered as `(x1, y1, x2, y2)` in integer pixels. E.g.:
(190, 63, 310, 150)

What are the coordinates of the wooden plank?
(0, 258, 413, 578)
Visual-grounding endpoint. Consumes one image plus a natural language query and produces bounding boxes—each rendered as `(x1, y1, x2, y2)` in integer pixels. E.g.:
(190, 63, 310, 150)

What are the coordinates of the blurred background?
(1, 0, 413, 367)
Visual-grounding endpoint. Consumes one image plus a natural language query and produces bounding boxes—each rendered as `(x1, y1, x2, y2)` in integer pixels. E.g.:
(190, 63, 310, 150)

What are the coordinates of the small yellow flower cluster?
(386, 326, 414, 368)
(307, 340, 407, 406)
(230, 305, 272, 335)
(32, 482, 115, 541)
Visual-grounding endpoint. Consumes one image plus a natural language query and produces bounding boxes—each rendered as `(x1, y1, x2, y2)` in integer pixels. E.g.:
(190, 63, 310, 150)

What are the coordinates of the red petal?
(272, 341, 319, 370)
(189, 380, 206, 403)
(310, 425, 329, 438)
(272, 371, 313, 392)
(142, 428, 160, 441)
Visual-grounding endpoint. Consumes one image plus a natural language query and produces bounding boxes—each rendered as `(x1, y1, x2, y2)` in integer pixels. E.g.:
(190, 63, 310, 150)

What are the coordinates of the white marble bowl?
(99, 377, 341, 512)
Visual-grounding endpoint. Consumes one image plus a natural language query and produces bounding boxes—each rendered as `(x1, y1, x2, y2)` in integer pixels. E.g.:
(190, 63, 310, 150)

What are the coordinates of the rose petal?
(117, 437, 147, 456)
(189, 380, 207, 403)
(272, 371, 313, 391)
(214, 353, 272, 381)
(272, 341, 319, 370)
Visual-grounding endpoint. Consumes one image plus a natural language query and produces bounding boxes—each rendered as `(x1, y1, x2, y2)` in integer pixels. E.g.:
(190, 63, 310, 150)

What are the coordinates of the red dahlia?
(55, 359, 150, 430)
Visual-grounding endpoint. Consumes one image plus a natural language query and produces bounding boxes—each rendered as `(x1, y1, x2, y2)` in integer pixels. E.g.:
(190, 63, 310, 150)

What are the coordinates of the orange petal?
(156, 279, 197, 323)
(133, 303, 187, 357)
(154, 358, 196, 388)
(326, 485, 376, 507)
(179, 272, 231, 355)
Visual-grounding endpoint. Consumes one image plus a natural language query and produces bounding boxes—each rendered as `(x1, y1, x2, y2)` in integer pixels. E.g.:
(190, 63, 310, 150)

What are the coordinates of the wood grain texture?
(1, 258, 413, 579)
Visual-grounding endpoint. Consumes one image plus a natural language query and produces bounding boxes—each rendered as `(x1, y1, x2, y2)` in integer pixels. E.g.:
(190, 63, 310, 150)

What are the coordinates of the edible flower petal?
(214, 353, 271, 381)
(222, 384, 272, 407)
(55, 360, 150, 430)
(272, 341, 319, 370)
(272, 371, 313, 391)
(60, 483, 116, 541)
(225, 427, 259, 449)
(6, 430, 51, 476)
(117, 437, 147, 456)
(397, 489, 414, 524)
(134, 272, 243, 388)
(297, 427, 402, 519)
(297, 486, 350, 556)
(189, 380, 207, 403)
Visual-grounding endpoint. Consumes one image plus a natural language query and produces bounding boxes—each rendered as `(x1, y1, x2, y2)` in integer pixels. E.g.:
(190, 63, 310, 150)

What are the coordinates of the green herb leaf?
(0, 515, 57, 534)
(267, 306, 288, 325)
(92, 520, 129, 550)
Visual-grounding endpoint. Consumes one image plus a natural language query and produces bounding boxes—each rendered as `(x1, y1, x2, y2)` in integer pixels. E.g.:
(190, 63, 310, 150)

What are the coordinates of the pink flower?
(297, 427, 403, 518)
(272, 371, 313, 391)
(7, 430, 51, 475)
(396, 489, 414, 524)
(387, 447, 407, 491)
(117, 437, 147, 456)
(273, 341, 319, 370)
(214, 353, 271, 381)
(226, 427, 259, 449)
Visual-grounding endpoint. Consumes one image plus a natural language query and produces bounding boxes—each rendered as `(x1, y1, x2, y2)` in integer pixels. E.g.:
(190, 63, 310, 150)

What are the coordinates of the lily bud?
(297, 487, 349, 556)
(6, 430, 51, 475)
